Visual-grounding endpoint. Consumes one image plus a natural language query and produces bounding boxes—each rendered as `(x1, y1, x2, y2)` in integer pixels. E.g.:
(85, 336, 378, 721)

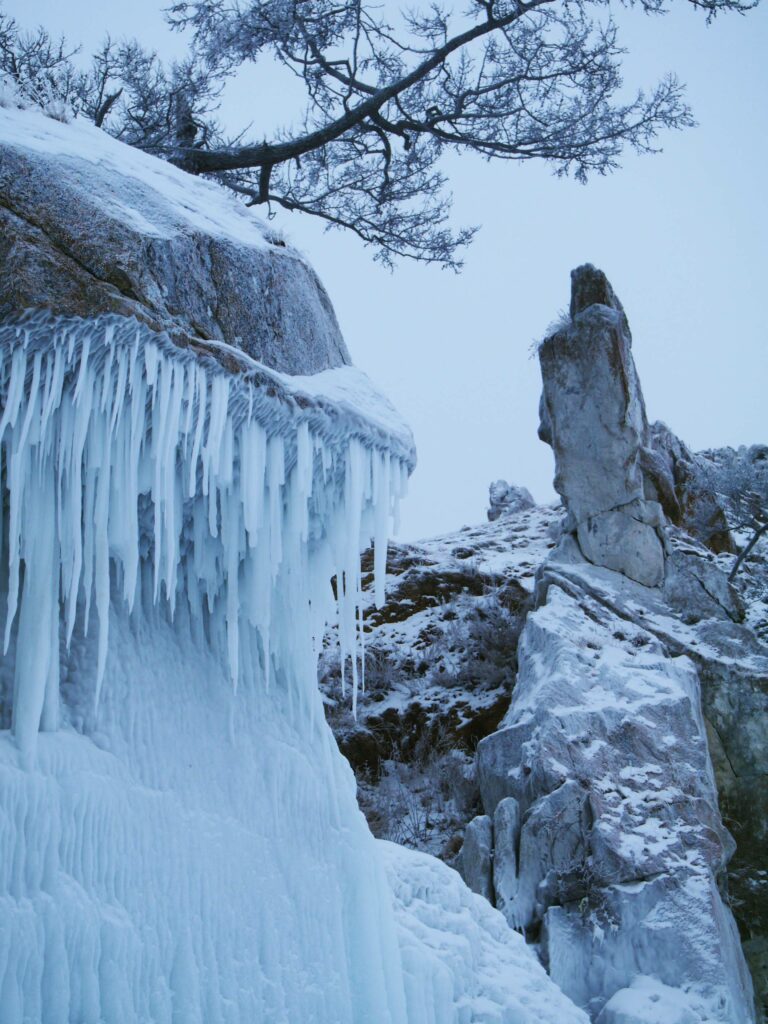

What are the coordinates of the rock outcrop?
(487, 480, 535, 521)
(0, 106, 350, 373)
(645, 422, 735, 554)
(538, 266, 665, 587)
(476, 266, 760, 1022)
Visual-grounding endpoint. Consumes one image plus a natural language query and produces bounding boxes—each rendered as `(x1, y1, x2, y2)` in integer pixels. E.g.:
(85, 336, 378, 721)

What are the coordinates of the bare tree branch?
(1, 0, 757, 266)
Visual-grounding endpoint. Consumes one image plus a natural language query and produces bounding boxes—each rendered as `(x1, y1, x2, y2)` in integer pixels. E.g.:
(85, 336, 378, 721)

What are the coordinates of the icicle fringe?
(0, 312, 411, 755)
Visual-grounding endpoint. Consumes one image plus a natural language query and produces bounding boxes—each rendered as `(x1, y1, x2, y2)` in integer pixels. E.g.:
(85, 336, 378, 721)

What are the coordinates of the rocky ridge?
(328, 267, 767, 1023)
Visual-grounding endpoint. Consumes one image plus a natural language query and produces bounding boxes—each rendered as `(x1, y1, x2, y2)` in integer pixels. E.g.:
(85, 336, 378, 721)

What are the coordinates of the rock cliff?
(0, 105, 593, 1024)
(330, 266, 766, 1023)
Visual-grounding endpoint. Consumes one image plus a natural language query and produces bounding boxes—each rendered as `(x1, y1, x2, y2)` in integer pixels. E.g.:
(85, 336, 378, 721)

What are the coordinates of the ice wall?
(0, 311, 415, 1021)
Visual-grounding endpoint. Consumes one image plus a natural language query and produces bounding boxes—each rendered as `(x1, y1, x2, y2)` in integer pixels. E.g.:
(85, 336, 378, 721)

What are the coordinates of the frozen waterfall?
(0, 312, 411, 754)
(0, 311, 587, 1024)
(0, 311, 413, 1021)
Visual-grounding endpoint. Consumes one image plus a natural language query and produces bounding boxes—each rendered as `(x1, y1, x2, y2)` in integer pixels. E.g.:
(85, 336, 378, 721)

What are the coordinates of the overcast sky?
(10, 0, 768, 541)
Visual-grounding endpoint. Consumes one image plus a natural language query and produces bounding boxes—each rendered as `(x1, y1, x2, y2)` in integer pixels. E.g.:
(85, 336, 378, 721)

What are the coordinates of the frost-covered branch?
(1, 0, 757, 266)
(697, 449, 768, 580)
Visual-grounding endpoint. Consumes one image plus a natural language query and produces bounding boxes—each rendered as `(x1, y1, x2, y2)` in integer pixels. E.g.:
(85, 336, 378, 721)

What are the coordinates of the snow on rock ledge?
(0, 105, 349, 373)
(0, 310, 413, 757)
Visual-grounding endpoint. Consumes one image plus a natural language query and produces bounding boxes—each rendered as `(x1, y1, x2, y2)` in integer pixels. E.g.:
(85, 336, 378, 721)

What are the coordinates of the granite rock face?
(471, 266, 760, 1022)
(0, 112, 350, 374)
(538, 266, 665, 587)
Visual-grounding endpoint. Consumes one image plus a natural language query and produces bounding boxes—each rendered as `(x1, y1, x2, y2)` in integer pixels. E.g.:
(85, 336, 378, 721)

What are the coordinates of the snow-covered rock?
(475, 268, 759, 1021)
(0, 105, 349, 373)
(384, 840, 589, 1024)
(538, 264, 665, 587)
(487, 480, 535, 521)
(595, 975, 724, 1024)
(478, 563, 753, 1020)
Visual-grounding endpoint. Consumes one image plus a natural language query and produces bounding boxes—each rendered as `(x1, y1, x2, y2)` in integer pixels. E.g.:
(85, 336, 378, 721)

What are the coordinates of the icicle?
(372, 451, 391, 610)
(11, 466, 57, 758)
(267, 435, 285, 578)
(241, 420, 266, 546)
(0, 312, 413, 752)
(93, 440, 111, 710)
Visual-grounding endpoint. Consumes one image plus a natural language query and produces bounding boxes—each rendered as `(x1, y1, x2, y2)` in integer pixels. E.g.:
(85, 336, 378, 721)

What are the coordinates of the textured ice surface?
(0, 312, 583, 1022)
(383, 841, 589, 1024)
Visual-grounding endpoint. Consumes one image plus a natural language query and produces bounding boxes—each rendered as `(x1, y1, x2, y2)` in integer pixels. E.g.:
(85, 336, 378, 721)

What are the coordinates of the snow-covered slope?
(320, 501, 559, 858)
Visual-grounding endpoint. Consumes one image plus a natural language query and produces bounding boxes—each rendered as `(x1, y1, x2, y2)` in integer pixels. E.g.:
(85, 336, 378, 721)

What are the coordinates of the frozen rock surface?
(0, 105, 350, 373)
(538, 265, 664, 586)
(475, 267, 760, 1021)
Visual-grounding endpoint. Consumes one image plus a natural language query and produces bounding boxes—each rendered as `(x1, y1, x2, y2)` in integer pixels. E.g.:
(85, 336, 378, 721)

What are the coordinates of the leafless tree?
(700, 447, 768, 581)
(0, 13, 80, 116)
(162, 0, 753, 266)
(0, 12, 220, 152)
(0, 0, 757, 267)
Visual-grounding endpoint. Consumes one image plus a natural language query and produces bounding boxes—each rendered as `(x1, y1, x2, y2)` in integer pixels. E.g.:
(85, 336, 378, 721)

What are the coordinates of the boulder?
(0, 107, 350, 374)
(488, 481, 536, 521)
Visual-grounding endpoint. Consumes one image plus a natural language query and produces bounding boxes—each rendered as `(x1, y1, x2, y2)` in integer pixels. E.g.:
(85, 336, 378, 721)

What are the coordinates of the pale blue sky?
(10, 0, 768, 540)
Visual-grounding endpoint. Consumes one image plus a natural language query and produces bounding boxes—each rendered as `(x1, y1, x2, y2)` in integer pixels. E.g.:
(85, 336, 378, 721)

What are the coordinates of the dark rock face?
(646, 422, 735, 554)
(0, 137, 350, 374)
(568, 263, 629, 335)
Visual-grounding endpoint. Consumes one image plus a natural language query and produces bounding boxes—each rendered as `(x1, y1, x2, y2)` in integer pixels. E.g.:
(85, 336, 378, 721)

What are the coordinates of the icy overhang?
(0, 311, 415, 756)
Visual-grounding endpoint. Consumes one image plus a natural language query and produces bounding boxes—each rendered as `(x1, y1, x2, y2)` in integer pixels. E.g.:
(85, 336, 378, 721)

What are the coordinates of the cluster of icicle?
(0, 312, 411, 757)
